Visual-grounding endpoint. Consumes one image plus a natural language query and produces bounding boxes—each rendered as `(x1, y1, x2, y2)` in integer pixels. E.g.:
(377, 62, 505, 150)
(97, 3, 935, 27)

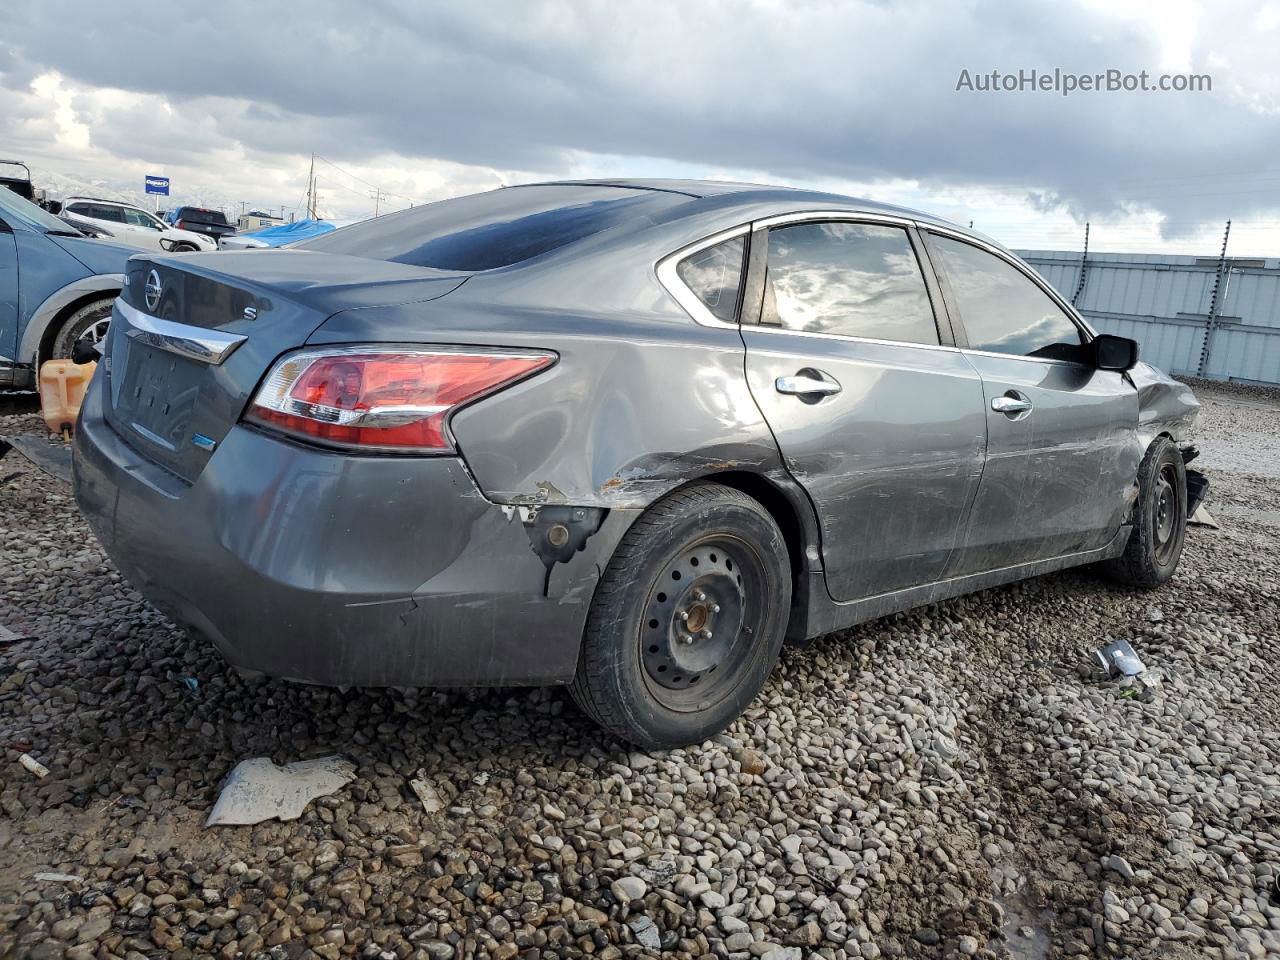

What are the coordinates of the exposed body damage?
(1130, 361, 1201, 449)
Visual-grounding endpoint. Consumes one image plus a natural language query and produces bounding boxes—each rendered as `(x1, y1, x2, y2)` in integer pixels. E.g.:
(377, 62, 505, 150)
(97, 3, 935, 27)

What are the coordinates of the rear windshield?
(178, 208, 230, 225)
(297, 185, 688, 271)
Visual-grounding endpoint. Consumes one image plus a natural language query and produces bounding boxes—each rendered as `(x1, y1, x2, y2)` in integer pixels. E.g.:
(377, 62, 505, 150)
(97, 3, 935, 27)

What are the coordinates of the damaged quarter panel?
(307, 212, 789, 511)
(1130, 360, 1201, 448)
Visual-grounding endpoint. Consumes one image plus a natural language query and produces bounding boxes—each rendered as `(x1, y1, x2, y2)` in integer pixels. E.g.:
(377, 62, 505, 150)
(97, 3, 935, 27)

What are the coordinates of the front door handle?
(776, 372, 842, 397)
(991, 392, 1033, 416)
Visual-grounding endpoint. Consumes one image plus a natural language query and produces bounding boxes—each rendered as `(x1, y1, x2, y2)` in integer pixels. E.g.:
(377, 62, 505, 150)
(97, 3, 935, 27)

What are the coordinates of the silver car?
(72, 179, 1203, 748)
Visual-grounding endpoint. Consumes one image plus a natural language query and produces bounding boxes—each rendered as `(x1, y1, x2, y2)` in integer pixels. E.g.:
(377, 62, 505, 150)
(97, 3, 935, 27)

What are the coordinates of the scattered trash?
(472, 771, 491, 786)
(17, 753, 50, 779)
(33, 872, 82, 884)
(0, 623, 34, 645)
(1144, 606, 1164, 623)
(408, 770, 444, 814)
(0, 435, 73, 484)
(177, 676, 199, 694)
(1095, 638, 1146, 678)
(207, 756, 355, 826)
(1189, 503, 1220, 529)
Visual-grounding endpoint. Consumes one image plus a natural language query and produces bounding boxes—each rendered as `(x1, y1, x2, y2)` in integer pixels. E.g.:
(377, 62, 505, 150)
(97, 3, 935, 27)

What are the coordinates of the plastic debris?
(0, 623, 33, 646)
(1189, 503, 1220, 529)
(178, 676, 199, 694)
(207, 756, 355, 826)
(33, 872, 82, 884)
(1145, 606, 1164, 623)
(409, 770, 444, 814)
(18, 753, 50, 779)
(1095, 638, 1146, 678)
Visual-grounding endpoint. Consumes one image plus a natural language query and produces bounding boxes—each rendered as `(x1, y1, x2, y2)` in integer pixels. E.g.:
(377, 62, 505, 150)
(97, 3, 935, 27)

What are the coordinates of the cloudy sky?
(5, 0, 1280, 254)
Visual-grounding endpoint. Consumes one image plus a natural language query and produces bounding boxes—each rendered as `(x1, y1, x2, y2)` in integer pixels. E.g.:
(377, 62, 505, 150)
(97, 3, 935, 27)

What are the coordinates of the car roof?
(524, 178, 960, 230)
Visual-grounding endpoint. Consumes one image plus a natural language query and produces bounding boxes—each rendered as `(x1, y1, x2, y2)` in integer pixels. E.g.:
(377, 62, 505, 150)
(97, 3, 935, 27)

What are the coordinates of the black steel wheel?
(571, 482, 791, 748)
(1103, 436, 1188, 587)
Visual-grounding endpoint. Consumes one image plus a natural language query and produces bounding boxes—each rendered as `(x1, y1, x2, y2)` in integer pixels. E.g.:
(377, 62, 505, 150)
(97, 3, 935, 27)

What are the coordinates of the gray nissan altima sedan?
(72, 179, 1205, 747)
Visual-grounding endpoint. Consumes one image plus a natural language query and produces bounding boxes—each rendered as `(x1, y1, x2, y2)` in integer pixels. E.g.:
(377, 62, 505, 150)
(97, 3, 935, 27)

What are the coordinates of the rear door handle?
(776, 373, 842, 397)
(991, 392, 1033, 416)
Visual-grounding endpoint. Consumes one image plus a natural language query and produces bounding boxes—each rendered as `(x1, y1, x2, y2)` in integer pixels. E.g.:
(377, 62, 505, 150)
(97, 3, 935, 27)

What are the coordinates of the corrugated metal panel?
(1205, 327, 1280, 381)
(1085, 314, 1204, 375)
(1017, 249, 1280, 384)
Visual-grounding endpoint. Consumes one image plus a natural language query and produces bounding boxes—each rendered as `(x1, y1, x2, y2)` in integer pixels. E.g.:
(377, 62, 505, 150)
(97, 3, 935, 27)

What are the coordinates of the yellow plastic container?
(39, 359, 97, 436)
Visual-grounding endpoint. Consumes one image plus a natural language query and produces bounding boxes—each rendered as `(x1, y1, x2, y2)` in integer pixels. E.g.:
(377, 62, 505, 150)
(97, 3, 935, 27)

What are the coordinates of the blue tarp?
(242, 219, 337, 246)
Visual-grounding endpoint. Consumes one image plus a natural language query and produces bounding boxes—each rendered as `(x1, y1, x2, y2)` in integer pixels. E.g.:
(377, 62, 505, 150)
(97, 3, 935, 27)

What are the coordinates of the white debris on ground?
(0, 380, 1278, 960)
(206, 757, 357, 827)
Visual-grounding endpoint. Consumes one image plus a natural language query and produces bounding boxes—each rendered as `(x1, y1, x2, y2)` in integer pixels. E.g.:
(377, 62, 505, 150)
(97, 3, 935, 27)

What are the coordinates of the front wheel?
(1102, 436, 1188, 587)
(571, 482, 791, 749)
(51, 298, 114, 361)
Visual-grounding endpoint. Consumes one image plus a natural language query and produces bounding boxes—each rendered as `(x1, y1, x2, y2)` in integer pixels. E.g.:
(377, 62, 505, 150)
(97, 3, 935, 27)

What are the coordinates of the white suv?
(60, 198, 218, 253)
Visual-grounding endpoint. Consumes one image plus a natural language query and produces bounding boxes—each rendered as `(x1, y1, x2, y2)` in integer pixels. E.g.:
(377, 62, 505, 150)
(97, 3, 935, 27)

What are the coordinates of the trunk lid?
(103, 251, 466, 482)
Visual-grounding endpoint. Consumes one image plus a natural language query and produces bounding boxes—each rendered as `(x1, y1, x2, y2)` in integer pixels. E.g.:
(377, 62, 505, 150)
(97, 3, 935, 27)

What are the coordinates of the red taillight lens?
(175, 219, 186, 229)
(245, 346, 555, 452)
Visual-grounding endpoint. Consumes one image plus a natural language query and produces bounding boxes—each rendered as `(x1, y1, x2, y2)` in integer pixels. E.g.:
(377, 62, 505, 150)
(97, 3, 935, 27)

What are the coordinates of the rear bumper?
(72, 375, 636, 686)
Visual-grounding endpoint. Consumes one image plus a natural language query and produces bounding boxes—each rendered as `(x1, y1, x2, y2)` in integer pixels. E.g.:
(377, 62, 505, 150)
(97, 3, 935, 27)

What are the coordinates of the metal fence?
(1017, 249, 1280, 385)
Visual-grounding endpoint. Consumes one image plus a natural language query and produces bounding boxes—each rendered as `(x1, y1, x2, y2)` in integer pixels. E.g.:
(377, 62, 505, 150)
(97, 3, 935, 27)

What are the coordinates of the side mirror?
(1092, 334, 1139, 372)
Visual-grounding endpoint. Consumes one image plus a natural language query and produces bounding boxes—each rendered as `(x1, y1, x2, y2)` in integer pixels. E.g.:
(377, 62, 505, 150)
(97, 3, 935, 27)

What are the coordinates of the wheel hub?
(642, 546, 747, 691)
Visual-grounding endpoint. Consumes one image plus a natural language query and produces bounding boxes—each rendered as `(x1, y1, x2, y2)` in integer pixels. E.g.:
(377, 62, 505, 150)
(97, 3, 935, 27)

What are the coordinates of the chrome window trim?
(655, 224, 750, 329)
(116, 298, 247, 365)
(744, 324, 962, 354)
(751, 209, 918, 231)
(919, 222, 1100, 339)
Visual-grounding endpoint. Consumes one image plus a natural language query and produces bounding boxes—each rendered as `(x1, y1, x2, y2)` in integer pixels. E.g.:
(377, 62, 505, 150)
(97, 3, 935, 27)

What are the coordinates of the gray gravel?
(1, 381, 1279, 960)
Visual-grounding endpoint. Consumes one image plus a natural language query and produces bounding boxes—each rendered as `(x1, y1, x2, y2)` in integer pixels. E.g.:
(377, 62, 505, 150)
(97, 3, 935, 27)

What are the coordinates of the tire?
(570, 482, 791, 749)
(1102, 436, 1188, 587)
(171, 243, 199, 253)
(50, 298, 114, 361)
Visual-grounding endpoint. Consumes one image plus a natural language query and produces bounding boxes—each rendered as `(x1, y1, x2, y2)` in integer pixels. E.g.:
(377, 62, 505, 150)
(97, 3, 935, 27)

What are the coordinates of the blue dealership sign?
(145, 175, 170, 196)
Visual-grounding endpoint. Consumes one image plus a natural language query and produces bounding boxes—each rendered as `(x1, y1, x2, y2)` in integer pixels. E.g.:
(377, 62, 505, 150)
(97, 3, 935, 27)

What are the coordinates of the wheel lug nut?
(694, 591, 706, 602)
(711, 603, 721, 613)
(678, 611, 689, 622)
(703, 630, 713, 639)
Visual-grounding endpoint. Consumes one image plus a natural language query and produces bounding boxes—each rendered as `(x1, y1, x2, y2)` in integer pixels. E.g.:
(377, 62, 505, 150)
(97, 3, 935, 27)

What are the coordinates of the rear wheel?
(1102, 436, 1187, 587)
(50, 298, 114, 361)
(571, 482, 791, 749)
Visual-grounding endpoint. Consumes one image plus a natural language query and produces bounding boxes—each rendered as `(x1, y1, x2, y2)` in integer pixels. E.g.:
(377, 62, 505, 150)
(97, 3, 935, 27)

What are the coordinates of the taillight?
(245, 345, 555, 453)
(175, 219, 185, 229)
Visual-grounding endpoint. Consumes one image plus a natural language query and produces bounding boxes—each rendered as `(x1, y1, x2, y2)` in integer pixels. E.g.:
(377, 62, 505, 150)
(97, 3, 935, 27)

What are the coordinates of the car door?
(922, 231, 1139, 573)
(735, 216, 988, 602)
(121, 206, 165, 250)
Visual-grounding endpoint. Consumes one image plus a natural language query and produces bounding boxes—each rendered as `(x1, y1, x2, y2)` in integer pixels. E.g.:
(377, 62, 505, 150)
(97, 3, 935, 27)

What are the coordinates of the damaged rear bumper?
(72, 378, 637, 687)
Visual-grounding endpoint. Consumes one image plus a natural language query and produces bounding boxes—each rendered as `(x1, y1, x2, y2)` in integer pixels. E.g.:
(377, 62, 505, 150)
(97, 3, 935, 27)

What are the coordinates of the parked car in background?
(0, 186, 134, 389)
(61, 198, 217, 253)
(163, 206, 236, 244)
(73, 180, 1204, 748)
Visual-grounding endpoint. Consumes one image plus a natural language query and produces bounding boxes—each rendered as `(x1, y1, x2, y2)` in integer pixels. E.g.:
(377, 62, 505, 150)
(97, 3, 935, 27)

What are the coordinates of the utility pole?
(306, 153, 316, 219)
(1071, 222, 1090, 306)
(372, 188, 381, 217)
(1197, 220, 1232, 377)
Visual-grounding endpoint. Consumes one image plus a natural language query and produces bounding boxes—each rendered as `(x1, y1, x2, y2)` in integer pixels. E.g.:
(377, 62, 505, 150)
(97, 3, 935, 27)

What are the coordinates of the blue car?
(0, 186, 136, 389)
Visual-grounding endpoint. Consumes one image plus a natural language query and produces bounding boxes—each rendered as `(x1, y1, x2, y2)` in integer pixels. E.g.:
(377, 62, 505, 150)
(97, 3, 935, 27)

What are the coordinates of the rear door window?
(761, 221, 939, 344)
(91, 204, 126, 223)
(676, 236, 745, 323)
(928, 235, 1083, 360)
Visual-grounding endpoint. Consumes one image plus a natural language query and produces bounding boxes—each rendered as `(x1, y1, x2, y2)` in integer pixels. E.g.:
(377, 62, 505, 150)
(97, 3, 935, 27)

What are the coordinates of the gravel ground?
(1, 380, 1278, 960)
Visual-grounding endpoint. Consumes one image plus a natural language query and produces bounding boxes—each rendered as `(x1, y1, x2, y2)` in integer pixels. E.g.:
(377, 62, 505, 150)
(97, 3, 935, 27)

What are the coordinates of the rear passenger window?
(676, 236, 745, 323)
(929, 235, 1083, 360)
(761, 222, 938, 344)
